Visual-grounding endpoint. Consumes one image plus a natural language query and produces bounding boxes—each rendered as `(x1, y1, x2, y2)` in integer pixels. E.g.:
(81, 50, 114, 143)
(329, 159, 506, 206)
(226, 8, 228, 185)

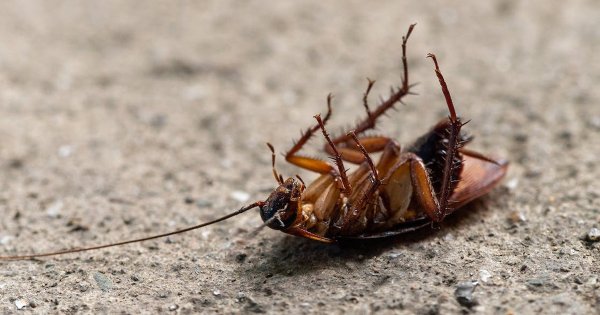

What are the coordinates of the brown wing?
(449, 152, 509, 209)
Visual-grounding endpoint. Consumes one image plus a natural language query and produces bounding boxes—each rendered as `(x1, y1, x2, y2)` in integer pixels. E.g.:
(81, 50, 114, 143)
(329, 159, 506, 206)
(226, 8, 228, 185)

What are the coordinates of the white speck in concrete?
(58, 145, 74, 158)
(46, 201, 63, 218)
(443, 233, 455, 241)
(14, 299, 27, 310)
(479, 270, 492, 283)
(505, 178, 519, 190)
(0, 235, 14, 245)
(230, 191, 250, 203)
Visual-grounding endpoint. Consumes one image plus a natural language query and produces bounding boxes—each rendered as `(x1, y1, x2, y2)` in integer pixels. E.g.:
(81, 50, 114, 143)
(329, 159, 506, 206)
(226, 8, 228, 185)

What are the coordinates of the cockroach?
(0, 24, 508, 260)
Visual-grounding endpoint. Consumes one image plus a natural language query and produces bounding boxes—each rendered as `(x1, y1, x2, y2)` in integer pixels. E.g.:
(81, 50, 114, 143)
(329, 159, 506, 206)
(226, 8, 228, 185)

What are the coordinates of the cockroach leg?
(325, 136, 392, 164)
(348, 131, 380, 183)
(315, 114, 352, 195)
(266, 143, 284, 185)
(333, 132, 389, 235)
(362, 78, 376, 119)
(406, 154, 443, 222)
(295, 174, 306, 188)
(329, 23, 417, 148)
(402, 24, 416, 90)
(284, 94, 334, 174)
(376, 139, 402, 177)
(427, 53, 457, 122)
(426, 53, 464, 219)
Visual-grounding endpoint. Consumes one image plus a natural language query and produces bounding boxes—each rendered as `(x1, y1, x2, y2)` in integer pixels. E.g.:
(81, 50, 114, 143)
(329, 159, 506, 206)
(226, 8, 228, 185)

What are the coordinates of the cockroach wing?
(449, 153, 509, 209)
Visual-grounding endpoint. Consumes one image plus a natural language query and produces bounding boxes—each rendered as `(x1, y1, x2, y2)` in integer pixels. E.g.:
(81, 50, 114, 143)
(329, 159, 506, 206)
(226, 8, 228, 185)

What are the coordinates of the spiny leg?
(426, 53, 465, 219)
(315, 114, 352, 195)
(362, 78, 376, 120)
(334, 139, 403, 235)
(347, 131, 383, 210)
(348, 131, 380, 183)
(328, 23, 417, 148)
(284, 94, 334, 174)
(333, 131, 387, 235)
(325, 135, 393, 164)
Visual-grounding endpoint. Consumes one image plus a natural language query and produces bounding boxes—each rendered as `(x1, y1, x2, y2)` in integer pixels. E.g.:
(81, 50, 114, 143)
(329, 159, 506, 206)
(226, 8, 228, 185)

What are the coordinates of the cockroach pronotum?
(0, 24, 508, 260)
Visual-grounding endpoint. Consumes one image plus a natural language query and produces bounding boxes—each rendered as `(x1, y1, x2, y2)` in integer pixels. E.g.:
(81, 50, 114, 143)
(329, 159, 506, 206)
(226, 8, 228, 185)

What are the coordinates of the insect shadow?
(240, 196, 498, 280)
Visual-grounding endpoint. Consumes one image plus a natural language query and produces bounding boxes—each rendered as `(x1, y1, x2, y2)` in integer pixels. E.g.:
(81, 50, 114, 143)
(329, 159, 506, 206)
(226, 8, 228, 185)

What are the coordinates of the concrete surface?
(0, 1, 599, 314)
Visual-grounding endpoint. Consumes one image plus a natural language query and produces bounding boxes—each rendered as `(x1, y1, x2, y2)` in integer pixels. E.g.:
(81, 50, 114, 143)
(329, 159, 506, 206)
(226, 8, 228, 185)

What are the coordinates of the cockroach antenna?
(0, 201, 265, 260)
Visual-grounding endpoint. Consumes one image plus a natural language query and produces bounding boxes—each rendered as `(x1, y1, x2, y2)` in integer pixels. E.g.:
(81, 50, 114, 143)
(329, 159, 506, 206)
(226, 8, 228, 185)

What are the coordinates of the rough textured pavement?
(0, 1, 599, 314)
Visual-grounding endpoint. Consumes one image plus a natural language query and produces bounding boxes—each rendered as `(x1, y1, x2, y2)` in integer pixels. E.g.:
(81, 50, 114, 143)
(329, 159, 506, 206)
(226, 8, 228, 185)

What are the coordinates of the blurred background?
(0, 1, 598, 313)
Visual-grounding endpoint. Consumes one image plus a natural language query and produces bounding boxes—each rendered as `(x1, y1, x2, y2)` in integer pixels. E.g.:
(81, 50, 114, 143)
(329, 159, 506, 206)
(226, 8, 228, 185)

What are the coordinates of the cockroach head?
(259, 177, 302, 230)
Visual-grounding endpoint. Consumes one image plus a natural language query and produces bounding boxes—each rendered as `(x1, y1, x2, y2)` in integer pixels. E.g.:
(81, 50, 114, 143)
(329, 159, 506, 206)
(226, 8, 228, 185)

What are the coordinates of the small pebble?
(454, 280, 478, 307)
(525, 276, 559, 292)
(77, 281, 90, 292)
(586, 227, 600, 242)
(386, 252, 403, 259)
(508, 210, 526, 224)
(93, 272, 113, 292)
(213, 289, 221, 296)
(479, 270, 492, 283)
(169, 304, 178, 311)
(14, 299, 27, 310)
(230, 191, 250, 203)
(443, 233, 455, 241)
(236, 292, 247, 302)
(0, 235, 13, 245)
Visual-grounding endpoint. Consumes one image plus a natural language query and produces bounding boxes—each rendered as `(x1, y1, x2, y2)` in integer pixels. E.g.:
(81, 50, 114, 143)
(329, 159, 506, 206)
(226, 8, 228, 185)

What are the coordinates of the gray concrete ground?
(0, 1, 599, 314)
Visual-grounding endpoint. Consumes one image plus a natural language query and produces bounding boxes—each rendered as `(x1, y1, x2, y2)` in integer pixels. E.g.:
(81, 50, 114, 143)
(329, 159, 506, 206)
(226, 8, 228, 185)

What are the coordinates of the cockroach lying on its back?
(0, 24, 508, 260)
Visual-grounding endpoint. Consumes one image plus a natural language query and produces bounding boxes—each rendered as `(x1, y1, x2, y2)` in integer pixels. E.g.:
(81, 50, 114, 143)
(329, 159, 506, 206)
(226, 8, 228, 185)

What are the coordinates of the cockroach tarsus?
(0, 24, 508, 260)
